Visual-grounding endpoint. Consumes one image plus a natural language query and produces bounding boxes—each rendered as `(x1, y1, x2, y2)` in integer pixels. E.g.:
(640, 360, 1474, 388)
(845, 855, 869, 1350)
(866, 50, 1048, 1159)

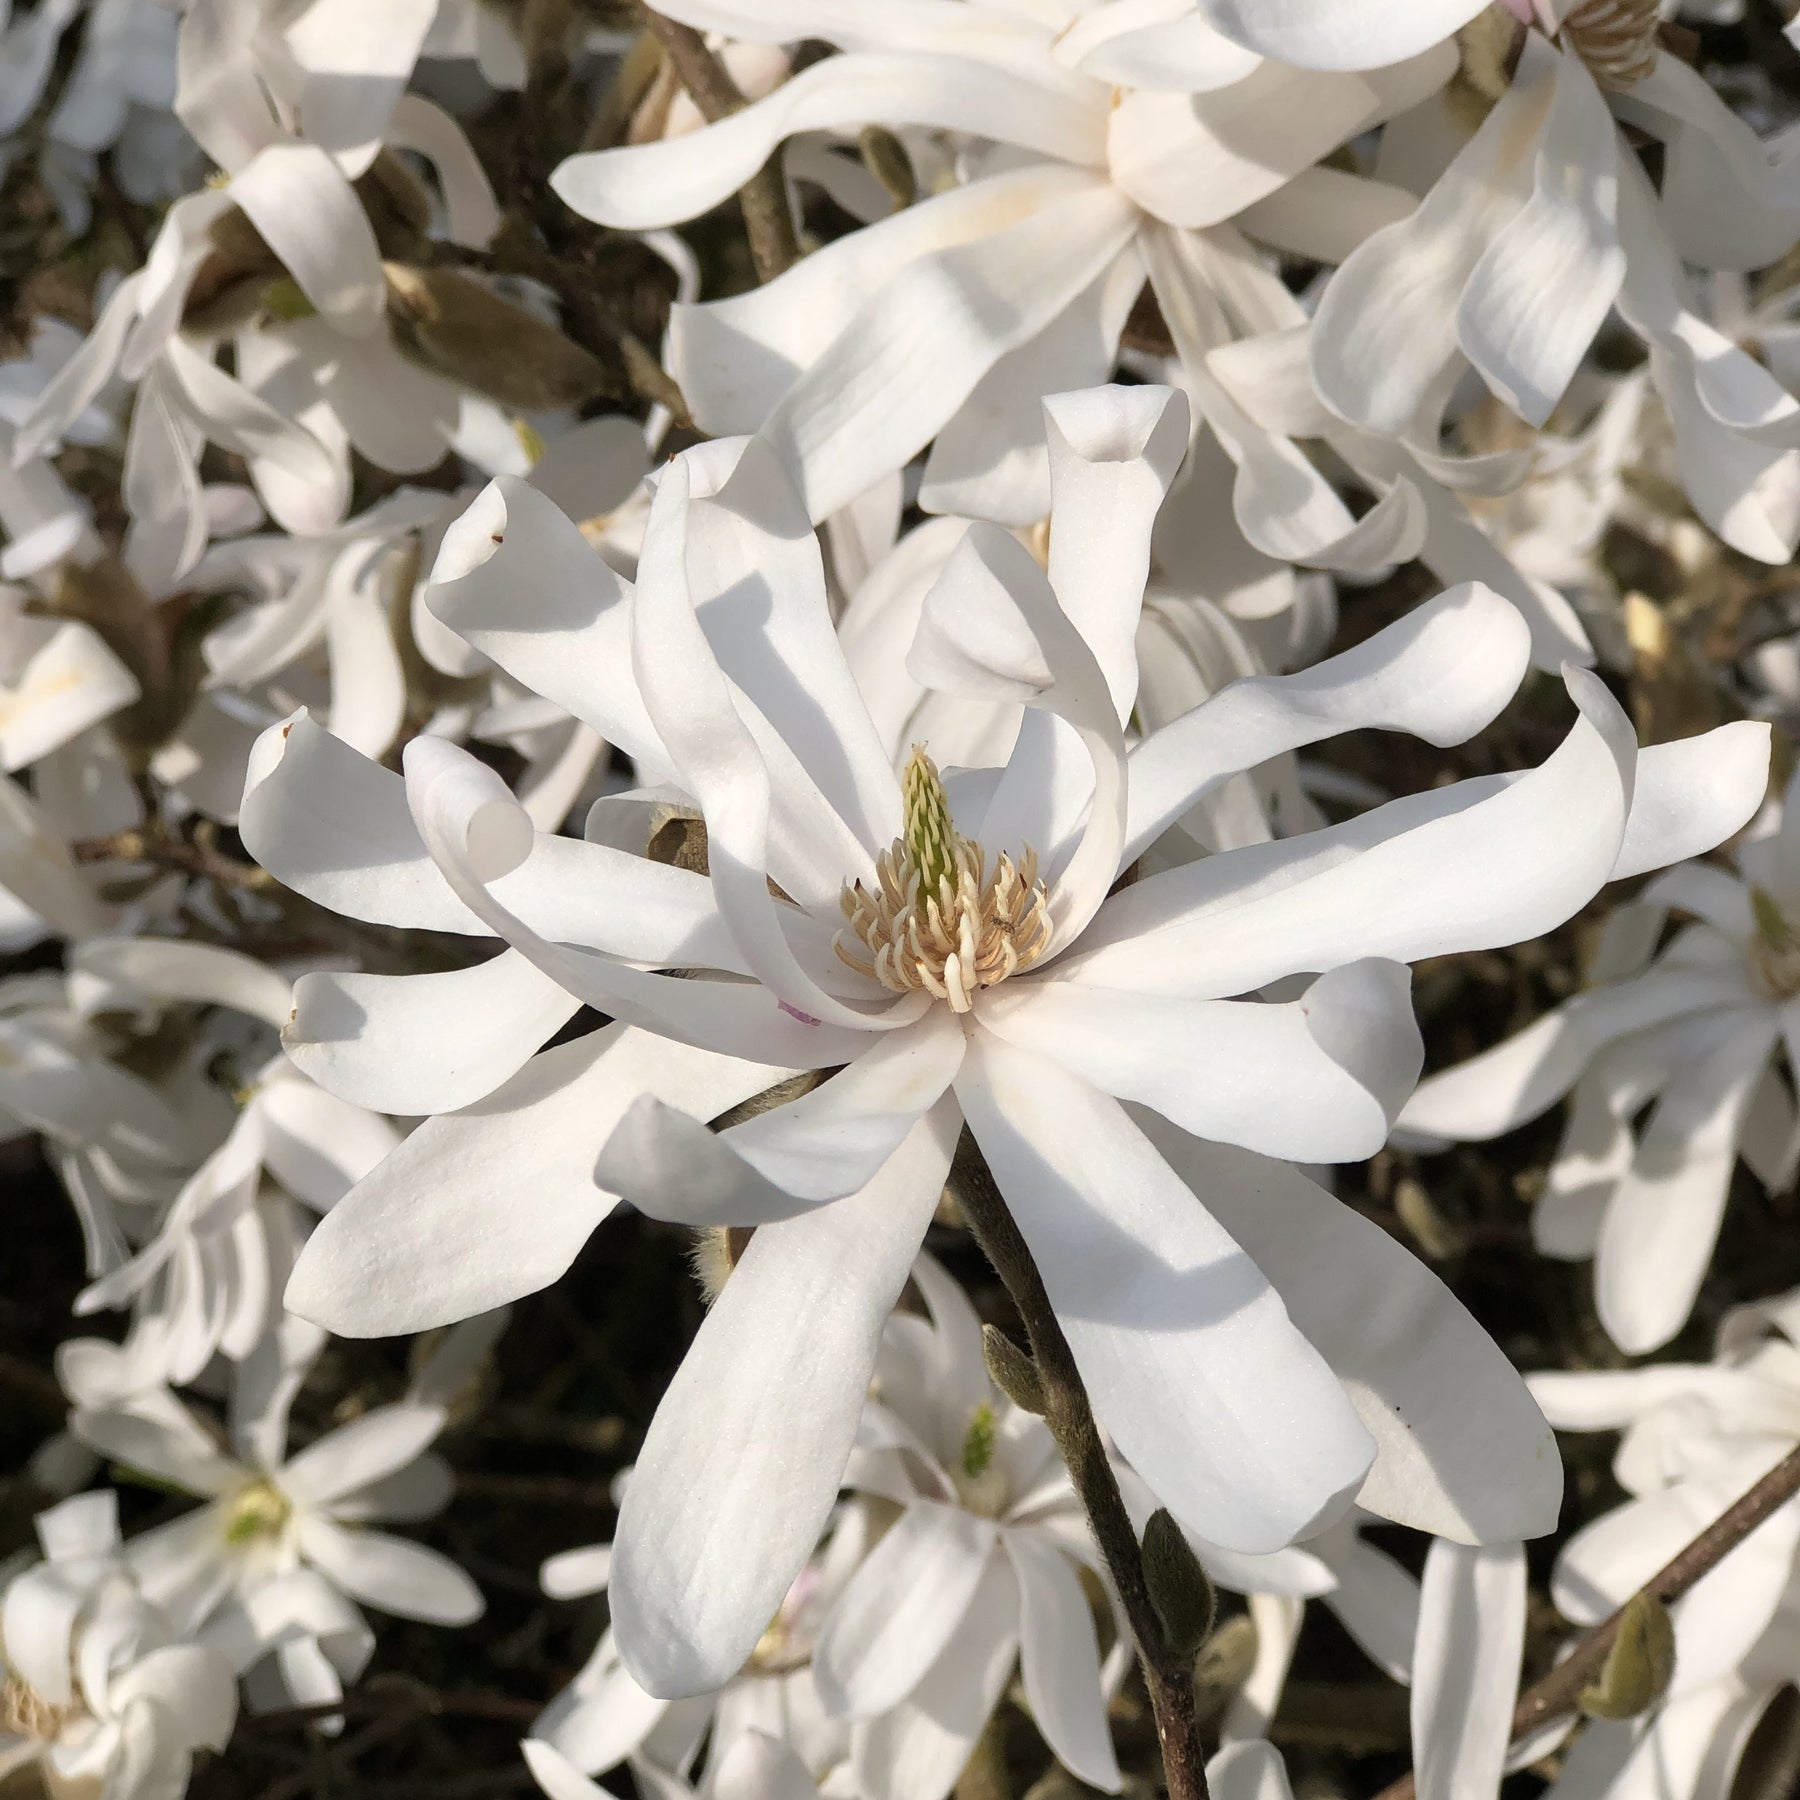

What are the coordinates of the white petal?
(814, 1502, 999, 1717)
(596, 1010, 964, 1225)
(1069, 667, 1636, 998)
(1609, 723, 1772, 882)
(281, 0, 439, 176)
(984, 959, 1420, 1163)
(609, 1102, 957, 1697)
(550, 53, 1102, 230)
(1004, 1529, 1120, 1790)
(1146, 1127, 1563, 1544)
(850, 1552, 1022, 1800)
(73, 935, 293, 1029)
(522, 1740, 623, 1800)
(286, 1024, 782, 1335)
(295, 1515, 483, 1624)
(1455, 51, 1623, 427)
(1411, 1541, 1525, 1800)
(1397, 970, 1736, 1145)
(283, 1405, 445, 1508)
(1595, 1008, 1780, 1354)
(756, 181, 1139, 522)
(229, 142, 386, 336)
(1123, 581, 1530, 865)
(258, 1078, 401, 1211)
(1194, 0, 1488, 70)
(1040, 382, 1189, 724)
(958, 1031, 1372, 1554)
(425, 477, 664, 772)
(286, 952, 580, 1115)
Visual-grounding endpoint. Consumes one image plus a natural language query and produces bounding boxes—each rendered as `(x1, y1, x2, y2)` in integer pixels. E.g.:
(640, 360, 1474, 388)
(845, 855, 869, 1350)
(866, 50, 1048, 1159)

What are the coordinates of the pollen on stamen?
(834, 747, 1053, 1012)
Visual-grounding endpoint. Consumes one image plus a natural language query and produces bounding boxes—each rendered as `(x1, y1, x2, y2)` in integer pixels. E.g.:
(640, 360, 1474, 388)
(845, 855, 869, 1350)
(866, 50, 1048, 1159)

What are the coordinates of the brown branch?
(632, 5, 800, 282)
(1373, 1442, 1800, 1800)
(70, 826, 275, 891)
(950, 1133, 1211, 1800)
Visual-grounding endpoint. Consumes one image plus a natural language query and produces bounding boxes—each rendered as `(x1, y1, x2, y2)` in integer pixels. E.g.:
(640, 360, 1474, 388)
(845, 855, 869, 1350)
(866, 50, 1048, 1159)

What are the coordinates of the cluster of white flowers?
(3, 2, 1800, 1799)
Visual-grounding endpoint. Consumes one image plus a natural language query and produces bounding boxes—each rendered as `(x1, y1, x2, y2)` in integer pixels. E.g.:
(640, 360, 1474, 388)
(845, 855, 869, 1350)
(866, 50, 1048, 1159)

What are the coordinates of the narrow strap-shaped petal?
(1003, 1528, 1121, 1790)
(285, 952, 580, 1116)
(1193, 0, 1487, 71)
(596, 1010, 965, 1226)
(425, 478, 666, 774)
(609, 1102, 958, 1696)
(912, 523, 1127, 949)
(1067, 667, 1637, 998)
(1397, 968, 1740, 1145)
(849, 1551, 1023, 1800)
(1596, 1006, 1781, 1353)
(1123, 581, 1531, 866)
(1455, 47, 1624, 427)
(71, 935, 293, 1030)
(814, 1501, 999, 1717)
(281, 0, 439, 177)
(1144, 1124, 1562, 1544)
(550, 52, 1103, 231)
(1412, 1541, 1525, 1800)
(1612, 723, 1770, 882)
(295, 1515, 484, 1624)
(283, 1405, 445, 1508)
(983, 959, 1421, 1164)
(285, 1023, 784, 1336)
(1040, 383, 1189, 725)
(228, 141, 386, 335)
(958, 1030, 1372, 1554)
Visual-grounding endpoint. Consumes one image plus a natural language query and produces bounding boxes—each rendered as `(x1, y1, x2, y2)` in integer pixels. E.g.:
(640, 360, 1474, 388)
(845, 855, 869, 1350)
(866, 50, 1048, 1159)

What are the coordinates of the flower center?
(1560, 0, 1659, 90)
(223, 1479, 291, 1545)
(834, 747, 1052, 1013)
(1751, 887, 1800, 999)
(951, 1402, 1010, 1516)
(1, 1674, 73, 1743)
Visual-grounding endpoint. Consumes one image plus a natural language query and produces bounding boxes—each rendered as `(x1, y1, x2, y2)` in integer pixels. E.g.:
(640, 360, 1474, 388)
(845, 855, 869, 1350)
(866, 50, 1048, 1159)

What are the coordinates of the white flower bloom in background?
(1399, 766, 1800, 1354)
(525, 1726, 827, 1800)
(1529, 1288, 1800, 1800)
(53, 935, 400, 1395)
(0, 1489, 237, 1800)
(255, 384, 1771, 1700)
(535, 1519, 858, 1795)
(69, 1311, 489, 1690)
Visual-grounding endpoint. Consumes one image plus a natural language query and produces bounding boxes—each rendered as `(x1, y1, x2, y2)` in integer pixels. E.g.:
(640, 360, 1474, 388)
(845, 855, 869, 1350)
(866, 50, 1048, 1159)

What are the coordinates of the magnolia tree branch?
(633, 5, 800, 282)
(1374, 1441, 1800, 1800)
(950, 1134, 1211, 1800)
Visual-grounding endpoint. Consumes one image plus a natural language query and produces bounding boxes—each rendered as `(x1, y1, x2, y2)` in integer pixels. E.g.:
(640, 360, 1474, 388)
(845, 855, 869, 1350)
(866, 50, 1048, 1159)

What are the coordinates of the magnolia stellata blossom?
(54, 936, 401, 1395)
(70, 1312, 488, 1691)
(0, 1490, 238, 1800)
(1399, 767, 1800, 1354)
(1529, 1289, 1800, 1800)
(536, 1520, 859, 1793)
(255, 386, 1772, 1700)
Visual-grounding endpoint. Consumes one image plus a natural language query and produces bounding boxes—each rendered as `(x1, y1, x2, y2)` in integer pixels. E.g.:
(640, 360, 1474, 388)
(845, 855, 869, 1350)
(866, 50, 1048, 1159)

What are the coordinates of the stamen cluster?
(834, 750, 1052, 1011)
(1562, 0, 1661, 90)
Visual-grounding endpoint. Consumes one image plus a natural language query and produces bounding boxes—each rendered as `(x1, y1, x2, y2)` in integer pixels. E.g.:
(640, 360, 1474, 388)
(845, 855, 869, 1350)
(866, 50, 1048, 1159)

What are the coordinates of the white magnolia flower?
(58, 935, 401, 1394)
(70, 1314, 486, 1671)
(0, 1490, 237, 1800)
(1282, 8, 1800, 566)
(549, 0, 1456, 538)
(535, 1513, 860, 1792)
(11, 0, 501, 594)
(817, 1252, 1124, 1799)
(1528, 1288, 1800, 1800)
(1398, 766, 1800, 1355)
(255, 386, 1767, 1699)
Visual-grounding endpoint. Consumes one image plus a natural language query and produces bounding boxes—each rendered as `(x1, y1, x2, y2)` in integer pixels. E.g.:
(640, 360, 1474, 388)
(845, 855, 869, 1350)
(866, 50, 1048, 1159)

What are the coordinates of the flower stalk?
(949, 1132, 1212, 1800)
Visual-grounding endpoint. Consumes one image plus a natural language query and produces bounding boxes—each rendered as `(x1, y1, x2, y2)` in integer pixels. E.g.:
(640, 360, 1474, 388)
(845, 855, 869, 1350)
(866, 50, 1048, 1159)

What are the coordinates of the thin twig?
(1373, 1442, 1800, 1800)
(950, 1134, 1211, 1800)
(70, 827, 275, 891)
(631, 5, 800, 282)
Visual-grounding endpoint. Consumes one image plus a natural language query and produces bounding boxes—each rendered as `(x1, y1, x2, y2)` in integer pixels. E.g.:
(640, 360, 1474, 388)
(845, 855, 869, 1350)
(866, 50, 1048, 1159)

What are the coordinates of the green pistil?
(960, 1403, 996, 1482)
(903, 745, 958, 898)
